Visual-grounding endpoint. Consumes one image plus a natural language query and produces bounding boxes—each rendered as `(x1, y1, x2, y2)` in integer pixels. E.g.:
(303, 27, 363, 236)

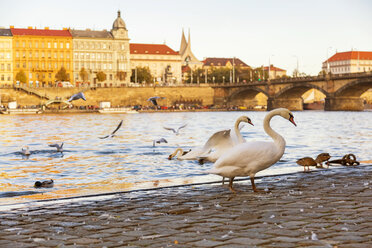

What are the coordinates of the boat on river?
(0, 108, 43, 114)
(98, 107, 139, 114)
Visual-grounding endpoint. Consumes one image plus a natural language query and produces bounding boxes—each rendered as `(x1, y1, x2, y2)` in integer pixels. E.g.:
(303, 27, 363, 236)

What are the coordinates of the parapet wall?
(0, 86, 215, 107)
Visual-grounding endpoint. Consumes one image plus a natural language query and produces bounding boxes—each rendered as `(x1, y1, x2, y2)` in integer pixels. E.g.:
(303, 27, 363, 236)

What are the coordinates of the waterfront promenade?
(1, 165, 371, 247)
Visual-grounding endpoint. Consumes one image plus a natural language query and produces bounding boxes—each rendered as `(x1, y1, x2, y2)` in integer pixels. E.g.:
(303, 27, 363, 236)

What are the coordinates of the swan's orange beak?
(168, 155, 172, 160)
(248, 120, 254, 126)
(289, 116, 297, 126)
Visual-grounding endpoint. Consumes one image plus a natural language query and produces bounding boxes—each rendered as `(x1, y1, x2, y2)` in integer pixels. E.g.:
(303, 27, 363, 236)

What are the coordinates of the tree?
(55, 66, 69, 81)
(96, 71, 107, 82)
(116, 71, 127, 81)
(79, 67, 89, 82)
(15, 70, 27, 83)
(130, 66, 153, 84)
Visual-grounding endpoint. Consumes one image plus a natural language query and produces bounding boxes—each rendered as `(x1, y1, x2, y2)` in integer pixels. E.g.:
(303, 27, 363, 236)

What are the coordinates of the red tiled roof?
(203, 57, 250, 67)
(130, 43, 179, 55)
(182, 65, 191, 73)
(11, 28, 72, 37)
(325, 51, 372, 62)
(263, 65, 285, 71)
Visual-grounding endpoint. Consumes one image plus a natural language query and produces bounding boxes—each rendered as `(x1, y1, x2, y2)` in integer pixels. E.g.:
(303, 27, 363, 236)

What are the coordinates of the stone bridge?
(212, 72, 372, 111)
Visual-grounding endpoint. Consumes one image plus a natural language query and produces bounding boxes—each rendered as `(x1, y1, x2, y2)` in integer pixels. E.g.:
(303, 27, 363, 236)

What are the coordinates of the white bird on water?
(163, 123, 187, 135)
(21, 146, 30, 156)
(99, 120, 123, 139)
(49, 142, 64, 152)
(208, 108, 296, 193)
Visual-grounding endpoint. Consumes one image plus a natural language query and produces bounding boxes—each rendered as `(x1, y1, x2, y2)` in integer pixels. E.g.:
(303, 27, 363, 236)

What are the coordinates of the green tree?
(55, 66, 69, 81)
(116, 71, 127, 81)
(79, 67, 89, 82)
(15, 70, 27, 83)
(96, 71, 107, 82)
(130, 67, 153, 84)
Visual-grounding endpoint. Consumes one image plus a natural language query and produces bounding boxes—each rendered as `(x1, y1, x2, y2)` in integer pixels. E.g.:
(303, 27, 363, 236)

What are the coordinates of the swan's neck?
(172, 148, 183, 158)
(263, 110, 286, 150)
(234, 119, 244, 144)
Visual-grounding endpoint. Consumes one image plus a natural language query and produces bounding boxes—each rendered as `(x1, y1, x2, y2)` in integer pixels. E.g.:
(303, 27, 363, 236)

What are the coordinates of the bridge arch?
(333, 78, 372, 97)
(227, 86, 269, 107)
(274, 83, 329, 99)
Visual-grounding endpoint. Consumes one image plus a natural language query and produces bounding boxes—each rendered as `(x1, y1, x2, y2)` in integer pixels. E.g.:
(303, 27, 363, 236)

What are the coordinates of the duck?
(296, 157, 317, 172)
(34, 179, 54, 188)
(315, 153, 331, 168)
(21, 146, 30, 156)
(208, 108, 296, 193)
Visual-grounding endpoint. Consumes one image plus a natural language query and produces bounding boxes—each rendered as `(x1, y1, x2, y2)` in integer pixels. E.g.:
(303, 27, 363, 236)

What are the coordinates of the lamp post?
(232, 57, 235, 83)
(326, 46, 333, 73)
(268, 54, 274, 81)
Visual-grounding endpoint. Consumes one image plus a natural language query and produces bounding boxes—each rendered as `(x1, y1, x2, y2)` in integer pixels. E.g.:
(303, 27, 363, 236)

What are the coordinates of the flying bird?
(153, 138, 168, 147)
(163, 123, 187, 135)
(49, 143, 64, 152)
(68, 92, 86, 102)
(99, 120, 123, 139)
(147, 96, 165, 106)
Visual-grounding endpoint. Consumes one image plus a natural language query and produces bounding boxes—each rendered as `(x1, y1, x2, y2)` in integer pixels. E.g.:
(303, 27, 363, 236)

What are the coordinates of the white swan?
(208, 108, 296, 193)
(198, 116, 253, 164)
(168, 129, 232, 160)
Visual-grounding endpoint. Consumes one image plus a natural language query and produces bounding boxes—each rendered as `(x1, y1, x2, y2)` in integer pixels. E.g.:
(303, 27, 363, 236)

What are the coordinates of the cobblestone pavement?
(1, 166, 372, 248)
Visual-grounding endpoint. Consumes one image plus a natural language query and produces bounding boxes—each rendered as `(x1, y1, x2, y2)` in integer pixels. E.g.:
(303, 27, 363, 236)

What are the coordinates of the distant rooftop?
(130, 43, 179, 55)
(325, 51, 372, 62)
(263, 65, 286, 72)
(70, 29, 113, 39)
(11, 28, 71, 37)
(202, 57, 250, 67)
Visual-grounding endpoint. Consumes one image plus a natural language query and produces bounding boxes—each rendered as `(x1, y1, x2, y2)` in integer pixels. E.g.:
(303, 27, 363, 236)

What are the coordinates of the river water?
(0, 111, 371, 205)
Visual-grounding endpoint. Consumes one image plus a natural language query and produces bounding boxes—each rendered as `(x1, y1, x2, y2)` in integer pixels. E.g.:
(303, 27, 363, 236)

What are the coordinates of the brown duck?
(315, 153, 331, 168)
(296, 157, 317, 172)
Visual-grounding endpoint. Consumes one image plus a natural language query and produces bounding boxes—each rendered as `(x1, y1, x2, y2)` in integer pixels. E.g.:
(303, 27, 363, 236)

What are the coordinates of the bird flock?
(18, 105, 360, 193)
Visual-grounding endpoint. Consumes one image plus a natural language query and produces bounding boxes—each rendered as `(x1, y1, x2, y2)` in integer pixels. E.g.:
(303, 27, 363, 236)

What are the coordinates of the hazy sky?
(1, 0, 371, 75)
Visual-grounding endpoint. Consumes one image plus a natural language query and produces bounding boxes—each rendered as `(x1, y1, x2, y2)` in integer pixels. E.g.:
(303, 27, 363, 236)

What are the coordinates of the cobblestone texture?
(1, 166, 372, 247)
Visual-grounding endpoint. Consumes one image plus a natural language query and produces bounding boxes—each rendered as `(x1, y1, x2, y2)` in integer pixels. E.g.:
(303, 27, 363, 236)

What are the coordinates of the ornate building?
(71, 11, 131, 87)
(0, 29, 13, 87)
(130, 43, 182, 84)
(322, 51, 372, 74)
(10, 27, 73, 87)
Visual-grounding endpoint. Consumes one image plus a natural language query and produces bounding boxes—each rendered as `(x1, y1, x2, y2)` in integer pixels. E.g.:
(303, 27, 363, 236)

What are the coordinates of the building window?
(22, 52, 25, 58)
(49, 73, 51, 79)
(60, 53, 64, 59)
(1, 75, 4, 81)
(67, 53, 70, 59)
(16, 41, 19, 48)
(66, 43, 70, 49)
(0, 64, 3, 70)
(67, 63, 70, 70)
(22, 42, 25, 48)
(60, 42, 63, 49)
(54, 42, 57, 48)
(35, 62, 39, 68)
(35, 42, 38, 48)
(55, 62, 58, 69)
(54, 53, 57, 59)
(16, 62, 20, 68)
(35, 52, 38, 58)
(41, 52, 45, 58)
(29, 62, 32, 68)
(48, 52, 51, 58)
(74, 52, 78, 59)
(29, 42, 32, 48)
(29, 52, 32, 58)
(29, 73, 32, 79)
(47, 42, 51, 48)
(48, 63, 51, 69)
(7, 64, 11, 70)
(23, 62, 26, 68)
(42, 42, 45, 48)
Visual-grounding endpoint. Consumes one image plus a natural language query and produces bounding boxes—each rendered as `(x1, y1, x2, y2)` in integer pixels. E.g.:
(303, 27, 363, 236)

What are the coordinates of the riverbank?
(1, 165, 371, 247)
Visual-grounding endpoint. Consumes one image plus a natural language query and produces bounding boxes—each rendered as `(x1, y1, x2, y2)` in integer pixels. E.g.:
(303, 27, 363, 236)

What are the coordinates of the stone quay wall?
(0, 86, 215, 107)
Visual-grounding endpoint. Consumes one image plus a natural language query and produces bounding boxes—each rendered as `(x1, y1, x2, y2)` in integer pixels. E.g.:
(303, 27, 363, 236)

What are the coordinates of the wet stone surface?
(1, 166, 372, 247)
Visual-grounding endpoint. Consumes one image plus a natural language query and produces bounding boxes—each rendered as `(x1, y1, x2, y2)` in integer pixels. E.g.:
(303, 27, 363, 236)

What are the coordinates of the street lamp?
(326, 46, 333, 73)
(268, 54, 274, 81)
(292, 55, 299, 77)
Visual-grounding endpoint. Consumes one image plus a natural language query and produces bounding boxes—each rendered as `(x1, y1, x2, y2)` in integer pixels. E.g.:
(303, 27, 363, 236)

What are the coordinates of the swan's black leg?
(228, 177, 236, 193)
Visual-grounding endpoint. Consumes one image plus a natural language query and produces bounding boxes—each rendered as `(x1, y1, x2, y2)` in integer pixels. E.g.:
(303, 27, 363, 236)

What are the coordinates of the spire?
(179, 28, 187, 55)
(117, 10, 121, 18)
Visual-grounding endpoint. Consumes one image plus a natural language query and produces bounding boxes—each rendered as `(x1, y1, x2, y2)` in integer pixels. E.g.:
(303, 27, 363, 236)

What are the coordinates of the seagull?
(21, 146, 30, 156)
(99, 120, 123, 139)
(49, 143, 64, 152)
(163, 124, 187, 135)
(147, 96, 165, 106)
(68, 92, 86, 102)
(153, 138, 168, 147)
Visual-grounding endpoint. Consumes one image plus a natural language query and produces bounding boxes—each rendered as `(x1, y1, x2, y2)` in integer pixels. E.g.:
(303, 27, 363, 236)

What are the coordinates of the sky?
(1, 0, 371, 75)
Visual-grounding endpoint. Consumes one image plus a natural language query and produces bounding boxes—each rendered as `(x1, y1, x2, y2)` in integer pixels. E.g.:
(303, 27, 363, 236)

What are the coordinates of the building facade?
(71, 11, 131, 87)
(10, 27, 73, 87)
(0, 29, 13, 87)
(130, 43, 182, 84)
(322, 51, 372, 74)
(263, 65, 287, 79)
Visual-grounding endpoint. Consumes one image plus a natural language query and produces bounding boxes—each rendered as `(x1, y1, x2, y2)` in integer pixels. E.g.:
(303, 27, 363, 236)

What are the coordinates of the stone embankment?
(0, 166, 371, 247)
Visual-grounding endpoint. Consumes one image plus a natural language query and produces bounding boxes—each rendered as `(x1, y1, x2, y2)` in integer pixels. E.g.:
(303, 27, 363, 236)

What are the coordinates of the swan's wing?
(163, 126, 176, 133)
(203, 129, 232, 149)
(180, 147, 206, 160)
(177, 123, 187, 132)
(111, 120, 123, 135)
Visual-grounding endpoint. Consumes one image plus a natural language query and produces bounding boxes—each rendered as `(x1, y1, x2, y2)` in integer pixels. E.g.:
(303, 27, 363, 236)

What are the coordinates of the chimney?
(10, 25, 14, 28)
(28, 26, 33, 29)
(44, 27, 49, 30)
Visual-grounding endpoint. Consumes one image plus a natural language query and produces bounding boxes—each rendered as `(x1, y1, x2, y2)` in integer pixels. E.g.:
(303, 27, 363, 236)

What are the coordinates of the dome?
(112, 11, 127, 30)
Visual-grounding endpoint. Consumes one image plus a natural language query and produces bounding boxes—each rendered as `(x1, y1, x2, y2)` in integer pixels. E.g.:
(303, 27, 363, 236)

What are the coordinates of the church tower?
(111, 10, 128, 39)
(179, 29, 203, 69)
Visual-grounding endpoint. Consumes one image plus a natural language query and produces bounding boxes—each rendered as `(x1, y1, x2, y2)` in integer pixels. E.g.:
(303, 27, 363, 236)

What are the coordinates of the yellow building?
(11, 27, 73, 87)
(0, 29, 13, 87)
